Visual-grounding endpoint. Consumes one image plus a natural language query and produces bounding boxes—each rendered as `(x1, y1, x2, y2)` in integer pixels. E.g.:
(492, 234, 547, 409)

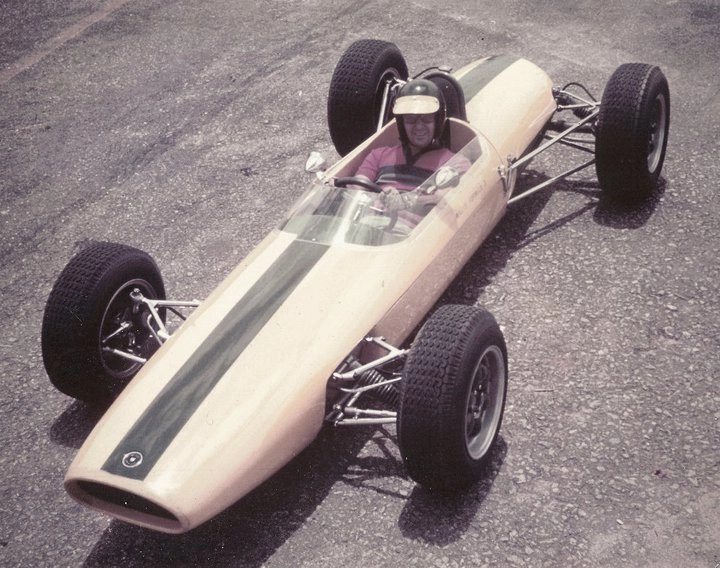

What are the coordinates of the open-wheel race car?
(42, 39, 670, 533)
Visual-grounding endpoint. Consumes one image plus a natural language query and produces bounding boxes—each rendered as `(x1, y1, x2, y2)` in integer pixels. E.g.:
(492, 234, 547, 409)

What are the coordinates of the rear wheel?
(327, 39, 408, 156)
(398, 305, 508, 490)
(595, 63, 670, 201)
(41, 242, 165, 405)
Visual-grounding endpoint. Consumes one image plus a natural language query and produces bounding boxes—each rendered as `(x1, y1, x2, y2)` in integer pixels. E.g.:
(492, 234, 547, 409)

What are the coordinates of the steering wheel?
(334, 176, 385, 193)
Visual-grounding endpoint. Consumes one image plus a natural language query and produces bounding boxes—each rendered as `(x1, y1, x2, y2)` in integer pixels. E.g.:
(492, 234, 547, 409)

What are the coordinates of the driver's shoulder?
(362, 144, 404, 168)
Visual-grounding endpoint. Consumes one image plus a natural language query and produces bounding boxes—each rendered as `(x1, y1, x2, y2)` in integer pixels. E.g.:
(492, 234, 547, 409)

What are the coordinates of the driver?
(354, 78, 470, 212)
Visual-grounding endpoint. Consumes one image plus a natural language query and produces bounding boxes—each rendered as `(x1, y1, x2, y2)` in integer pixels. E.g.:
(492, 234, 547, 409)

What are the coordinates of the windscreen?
(281, 138, 482, 246)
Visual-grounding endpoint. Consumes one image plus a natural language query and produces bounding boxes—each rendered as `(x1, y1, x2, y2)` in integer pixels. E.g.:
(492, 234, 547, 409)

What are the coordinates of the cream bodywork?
(64, 56, 556, 533)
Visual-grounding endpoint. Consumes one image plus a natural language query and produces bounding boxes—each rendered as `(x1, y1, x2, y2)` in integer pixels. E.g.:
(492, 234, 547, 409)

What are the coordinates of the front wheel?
(398, 305, 508, 490)
(595, 63, 670, 201)
(41, 241, 165, 405)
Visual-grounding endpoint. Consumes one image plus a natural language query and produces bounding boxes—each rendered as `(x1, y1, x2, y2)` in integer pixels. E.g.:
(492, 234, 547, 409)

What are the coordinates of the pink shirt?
(356, 146, 468, 190)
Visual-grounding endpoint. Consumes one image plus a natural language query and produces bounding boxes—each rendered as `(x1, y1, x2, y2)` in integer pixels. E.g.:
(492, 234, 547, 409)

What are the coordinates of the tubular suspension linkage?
(506, 85, 600, 205)
(327, 337, 408, 426)
(101, 289, 200, 364)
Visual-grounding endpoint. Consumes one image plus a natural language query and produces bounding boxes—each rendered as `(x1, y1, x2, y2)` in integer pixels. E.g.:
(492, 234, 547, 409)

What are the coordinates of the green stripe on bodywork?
(456, 54, 520, 101)
(102, 239, 330, 480)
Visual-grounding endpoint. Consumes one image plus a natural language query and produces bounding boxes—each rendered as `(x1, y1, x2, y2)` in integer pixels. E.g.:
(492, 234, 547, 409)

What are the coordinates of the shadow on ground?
(398, 438, 508, 546)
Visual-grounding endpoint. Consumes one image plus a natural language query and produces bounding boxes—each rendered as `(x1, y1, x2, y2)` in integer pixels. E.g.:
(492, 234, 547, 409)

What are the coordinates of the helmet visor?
(393, 94, 440, 116)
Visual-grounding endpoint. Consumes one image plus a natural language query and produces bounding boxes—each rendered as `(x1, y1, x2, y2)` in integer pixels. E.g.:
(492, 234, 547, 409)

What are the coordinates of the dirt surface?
(1, 0, 718, 566)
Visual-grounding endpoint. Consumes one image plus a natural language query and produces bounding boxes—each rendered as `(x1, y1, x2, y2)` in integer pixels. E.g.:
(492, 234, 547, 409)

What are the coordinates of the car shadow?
(397, 437, 507, 546)
(591, 176, 666, 230)
(49, 399, 109, 449)
(334, 428, 508, 546)
(437, 168, 558, 309)
(440, 170, 665, 308)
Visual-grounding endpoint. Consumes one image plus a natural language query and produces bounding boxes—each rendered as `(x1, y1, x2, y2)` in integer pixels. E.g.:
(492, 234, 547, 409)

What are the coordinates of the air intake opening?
(74, 480, 178, 522)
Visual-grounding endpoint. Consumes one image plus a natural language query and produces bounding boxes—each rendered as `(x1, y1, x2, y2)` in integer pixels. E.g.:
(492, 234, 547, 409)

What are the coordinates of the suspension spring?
(357, 368, 400, 408)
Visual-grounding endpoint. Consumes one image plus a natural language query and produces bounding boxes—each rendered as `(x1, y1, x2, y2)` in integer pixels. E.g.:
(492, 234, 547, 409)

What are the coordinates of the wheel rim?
(465, 345, 506, 460)
(647, 92, 668, 174)
(99, 278, 159, 379)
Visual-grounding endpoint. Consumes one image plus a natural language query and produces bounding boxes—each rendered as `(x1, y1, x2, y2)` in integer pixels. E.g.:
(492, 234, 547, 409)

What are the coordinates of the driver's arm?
(353, 174, 374, 184)
(355, 146, 398, 182)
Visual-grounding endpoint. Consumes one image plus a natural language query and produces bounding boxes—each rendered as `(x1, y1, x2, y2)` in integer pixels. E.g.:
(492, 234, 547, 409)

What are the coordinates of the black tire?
(398, 305, 508, 490)
(327, 39, 408, 156)
(595, 63, 670, 200)
(41, 241, 165, 405)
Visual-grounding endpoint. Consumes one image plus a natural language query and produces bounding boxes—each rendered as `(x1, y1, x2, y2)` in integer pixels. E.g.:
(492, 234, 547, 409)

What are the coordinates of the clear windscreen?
(281, 137, 481, 246)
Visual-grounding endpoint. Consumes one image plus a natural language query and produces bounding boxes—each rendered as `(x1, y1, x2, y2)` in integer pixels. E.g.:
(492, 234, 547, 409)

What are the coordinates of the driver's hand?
(382, 186, 415, 211)
(415, 191, 444, 206)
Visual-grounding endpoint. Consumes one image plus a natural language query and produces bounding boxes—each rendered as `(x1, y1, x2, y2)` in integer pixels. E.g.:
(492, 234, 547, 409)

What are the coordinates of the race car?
(41, 39, 670, 533)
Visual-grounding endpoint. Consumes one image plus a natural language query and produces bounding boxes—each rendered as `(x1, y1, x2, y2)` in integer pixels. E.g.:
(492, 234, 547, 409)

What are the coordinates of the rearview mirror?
(423, 166, 460, 194)
(305, 151, 327, 174)
(434, 166, 460, 189)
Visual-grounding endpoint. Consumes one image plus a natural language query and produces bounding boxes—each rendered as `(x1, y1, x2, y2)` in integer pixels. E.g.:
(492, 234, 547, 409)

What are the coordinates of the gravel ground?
(1, 0, 718, 566)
